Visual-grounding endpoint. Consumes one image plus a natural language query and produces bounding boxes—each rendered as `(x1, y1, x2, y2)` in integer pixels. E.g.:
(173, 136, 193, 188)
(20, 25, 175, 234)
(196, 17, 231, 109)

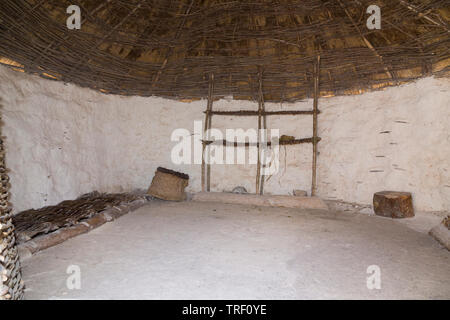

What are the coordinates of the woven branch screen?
(0, 0, 449, 101)
(0, 105, 24, 300)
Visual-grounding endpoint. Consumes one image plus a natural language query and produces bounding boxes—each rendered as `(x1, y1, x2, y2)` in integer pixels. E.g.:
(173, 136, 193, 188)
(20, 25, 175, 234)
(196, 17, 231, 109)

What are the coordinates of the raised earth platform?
(192, 192, 329, 210)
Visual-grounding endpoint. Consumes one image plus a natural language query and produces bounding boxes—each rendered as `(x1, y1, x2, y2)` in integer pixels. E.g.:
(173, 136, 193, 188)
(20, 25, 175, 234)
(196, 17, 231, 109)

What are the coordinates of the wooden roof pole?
(3, 0, 45, 33)
(33, 0, 113, 67)
(398, 0, 449, 33)
(383, 18, 432, 75)
(65, 0, 145, 76)
(152, 0, 194, 87)
(336, 0, 397, 83)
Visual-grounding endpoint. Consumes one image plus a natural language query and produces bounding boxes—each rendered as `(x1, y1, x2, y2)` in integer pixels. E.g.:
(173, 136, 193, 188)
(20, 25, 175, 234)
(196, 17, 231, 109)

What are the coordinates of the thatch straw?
(0, 0, 448, 102)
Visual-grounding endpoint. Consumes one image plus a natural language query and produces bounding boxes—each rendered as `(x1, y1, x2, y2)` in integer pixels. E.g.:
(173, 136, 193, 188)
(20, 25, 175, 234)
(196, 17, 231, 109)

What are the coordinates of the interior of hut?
(0, 0, 449, 301)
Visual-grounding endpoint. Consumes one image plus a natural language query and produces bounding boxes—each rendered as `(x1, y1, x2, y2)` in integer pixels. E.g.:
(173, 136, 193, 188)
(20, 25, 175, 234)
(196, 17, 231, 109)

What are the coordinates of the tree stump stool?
(147, 167, 189, 201)
(373, 191, 414, 218)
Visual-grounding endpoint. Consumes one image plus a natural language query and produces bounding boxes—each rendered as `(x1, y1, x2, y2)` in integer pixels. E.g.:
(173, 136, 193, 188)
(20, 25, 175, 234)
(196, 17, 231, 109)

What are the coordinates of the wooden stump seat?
(373, 191, 414, 218)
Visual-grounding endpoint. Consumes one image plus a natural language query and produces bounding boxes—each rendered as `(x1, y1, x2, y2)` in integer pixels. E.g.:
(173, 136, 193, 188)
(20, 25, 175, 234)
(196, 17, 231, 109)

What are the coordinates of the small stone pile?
(443, 216, 450, 230)
(430, 215, 450, 250)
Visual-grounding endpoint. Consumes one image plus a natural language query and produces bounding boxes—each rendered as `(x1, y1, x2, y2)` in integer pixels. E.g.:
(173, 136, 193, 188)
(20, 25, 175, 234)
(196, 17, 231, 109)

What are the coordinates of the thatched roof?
(0, 0, 449, 102)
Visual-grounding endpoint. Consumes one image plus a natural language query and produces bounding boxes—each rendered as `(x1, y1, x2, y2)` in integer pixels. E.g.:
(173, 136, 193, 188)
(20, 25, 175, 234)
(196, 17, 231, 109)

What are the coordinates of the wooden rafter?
(65, 0, 145, 78)
(398, 0, 450, 33)
(383, 18, 432, 75)
(337, 0, 397, 83)
(152, 0, 194, 87)
(33, 0, 113, 67)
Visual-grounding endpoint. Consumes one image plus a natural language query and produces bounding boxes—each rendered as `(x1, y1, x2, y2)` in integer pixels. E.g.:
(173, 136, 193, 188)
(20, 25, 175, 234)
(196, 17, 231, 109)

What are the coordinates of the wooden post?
(311, 55, 320, 197)
(207, 74, 214, 191)
(201, 84, 208, 192)
(202, 73, 214, 192)
(258, 68, 267, 195)
(256, 69, 263, 194)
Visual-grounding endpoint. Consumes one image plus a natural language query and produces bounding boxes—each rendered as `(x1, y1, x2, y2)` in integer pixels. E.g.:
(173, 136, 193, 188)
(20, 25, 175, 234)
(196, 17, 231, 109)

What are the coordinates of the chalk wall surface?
(1, 66, 449, 213)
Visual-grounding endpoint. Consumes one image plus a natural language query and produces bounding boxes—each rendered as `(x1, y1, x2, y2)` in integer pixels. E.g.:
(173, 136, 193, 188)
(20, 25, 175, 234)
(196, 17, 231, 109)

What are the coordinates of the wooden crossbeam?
(202, 137, 321, 147)
(205, 110, 319, 116)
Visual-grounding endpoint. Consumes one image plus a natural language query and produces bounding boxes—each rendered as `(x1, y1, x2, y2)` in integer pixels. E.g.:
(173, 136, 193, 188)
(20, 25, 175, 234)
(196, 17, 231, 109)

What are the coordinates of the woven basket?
(147, 167, 189, 201)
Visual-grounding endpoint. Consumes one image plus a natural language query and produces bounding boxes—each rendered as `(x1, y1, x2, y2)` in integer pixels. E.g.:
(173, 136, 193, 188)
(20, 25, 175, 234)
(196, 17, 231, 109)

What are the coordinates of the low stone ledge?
(192, 192, 329, 210)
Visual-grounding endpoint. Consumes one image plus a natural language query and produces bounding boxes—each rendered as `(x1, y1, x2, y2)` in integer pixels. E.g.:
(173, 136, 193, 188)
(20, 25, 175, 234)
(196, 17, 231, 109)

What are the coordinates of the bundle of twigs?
(13, 192, 146, 244)
(0, 106, 24, 300)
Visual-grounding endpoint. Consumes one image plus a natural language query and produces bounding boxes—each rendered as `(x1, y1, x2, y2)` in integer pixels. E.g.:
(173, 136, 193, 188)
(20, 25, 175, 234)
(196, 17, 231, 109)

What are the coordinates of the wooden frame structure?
(202, 59, 321, 196)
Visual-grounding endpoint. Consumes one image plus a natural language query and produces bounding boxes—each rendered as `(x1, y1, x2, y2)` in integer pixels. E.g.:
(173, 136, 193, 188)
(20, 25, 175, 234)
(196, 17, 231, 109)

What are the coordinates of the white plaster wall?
(319, 78, 450, 213)
(1, 66, 449, 213)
